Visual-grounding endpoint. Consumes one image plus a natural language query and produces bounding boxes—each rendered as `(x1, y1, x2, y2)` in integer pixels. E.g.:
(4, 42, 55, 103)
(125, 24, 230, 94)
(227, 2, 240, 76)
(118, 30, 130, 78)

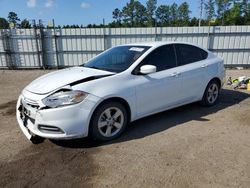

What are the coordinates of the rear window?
(175, 44, 208, 66)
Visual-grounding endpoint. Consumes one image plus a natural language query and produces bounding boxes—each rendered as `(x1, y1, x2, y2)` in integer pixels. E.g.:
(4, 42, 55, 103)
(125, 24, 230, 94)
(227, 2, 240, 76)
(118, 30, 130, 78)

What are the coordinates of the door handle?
(201, 64, 208, 68)
(171, 72, 180, 77)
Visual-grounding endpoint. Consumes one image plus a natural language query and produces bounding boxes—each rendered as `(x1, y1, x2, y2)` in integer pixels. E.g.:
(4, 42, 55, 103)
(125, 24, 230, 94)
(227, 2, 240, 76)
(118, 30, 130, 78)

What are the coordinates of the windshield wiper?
(86, 66, 116, 73)
(87, 66, 102, 70)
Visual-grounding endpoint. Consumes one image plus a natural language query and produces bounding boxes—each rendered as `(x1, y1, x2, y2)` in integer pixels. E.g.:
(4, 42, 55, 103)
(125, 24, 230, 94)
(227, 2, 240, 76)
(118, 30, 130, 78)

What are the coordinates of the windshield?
(82, 45, 150, 73)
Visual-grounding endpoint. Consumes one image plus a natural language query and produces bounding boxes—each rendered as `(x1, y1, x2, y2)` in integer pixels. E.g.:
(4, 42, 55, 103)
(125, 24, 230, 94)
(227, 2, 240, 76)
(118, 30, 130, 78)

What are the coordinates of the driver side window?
(136, 44, 177, 73)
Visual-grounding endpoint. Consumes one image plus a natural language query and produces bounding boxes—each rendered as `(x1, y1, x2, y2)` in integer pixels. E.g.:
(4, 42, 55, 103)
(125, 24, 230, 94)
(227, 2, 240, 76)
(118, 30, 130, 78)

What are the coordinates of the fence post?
(103, 30, 106, 51)
(103, 18, 106, 51)
(33, 20, 42, 68)
(207, 23, 211, 50)
(53, 19, 59, 69)
(154, 19, 157, 41)
(39, 20, 46, 69)
(2, 30, 13, 69)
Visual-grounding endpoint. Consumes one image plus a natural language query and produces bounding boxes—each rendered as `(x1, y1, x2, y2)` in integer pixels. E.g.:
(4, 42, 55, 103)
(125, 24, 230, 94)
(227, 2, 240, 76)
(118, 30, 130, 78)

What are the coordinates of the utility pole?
(198, 0, 204, 27)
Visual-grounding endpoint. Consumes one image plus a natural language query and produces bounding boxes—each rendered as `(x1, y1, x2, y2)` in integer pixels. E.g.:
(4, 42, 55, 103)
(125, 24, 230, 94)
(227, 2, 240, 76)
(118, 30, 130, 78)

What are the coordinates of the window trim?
(174, 44, 208, 67)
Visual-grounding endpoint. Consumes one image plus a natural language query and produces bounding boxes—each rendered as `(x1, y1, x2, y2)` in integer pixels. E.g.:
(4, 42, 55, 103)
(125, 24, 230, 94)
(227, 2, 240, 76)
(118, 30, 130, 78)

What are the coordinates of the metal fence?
(0, 26, 250, 69)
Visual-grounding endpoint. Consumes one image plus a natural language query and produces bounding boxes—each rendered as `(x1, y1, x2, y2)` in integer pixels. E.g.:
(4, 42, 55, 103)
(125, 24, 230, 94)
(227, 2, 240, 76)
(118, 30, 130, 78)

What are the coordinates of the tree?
(156, 5, 171, 26)
(20, 19, 31, 28)
(170, 3, 178, 26)
(224, 2, 243, 25)
(113, 8, 123, 25)
(205, 0, 215, 22)
(242, 0, 249, 17)
(198, 0, 205, 26)
(178, 2, 191, 26)
(7, 11, 20, 27)
(242, 0, 250, 24)
(146, 0, 157, 26)
(134, 1, 147, 26)
(247, 3, 250, 24)
(122, 0, 137, 26)
(121, 0, 147, 27)
(0, 17, 9, 29)
(216, 0, 232, 25)
(189, 17, 199, 26)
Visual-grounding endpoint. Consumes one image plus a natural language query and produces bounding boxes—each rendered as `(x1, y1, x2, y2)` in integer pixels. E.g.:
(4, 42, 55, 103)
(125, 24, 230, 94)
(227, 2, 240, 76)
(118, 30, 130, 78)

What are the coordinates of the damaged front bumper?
(16, 93, 100, 141)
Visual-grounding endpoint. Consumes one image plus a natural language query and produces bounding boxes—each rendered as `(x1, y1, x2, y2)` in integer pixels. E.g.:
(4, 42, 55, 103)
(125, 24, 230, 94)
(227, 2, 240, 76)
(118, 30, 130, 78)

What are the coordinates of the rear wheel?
(90, 101, 128, 141)
(201, 80, 220, 106)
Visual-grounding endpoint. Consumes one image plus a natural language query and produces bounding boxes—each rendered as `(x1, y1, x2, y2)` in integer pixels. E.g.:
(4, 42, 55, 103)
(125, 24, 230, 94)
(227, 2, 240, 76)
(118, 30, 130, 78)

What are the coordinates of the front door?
(133, 44, 182, 117)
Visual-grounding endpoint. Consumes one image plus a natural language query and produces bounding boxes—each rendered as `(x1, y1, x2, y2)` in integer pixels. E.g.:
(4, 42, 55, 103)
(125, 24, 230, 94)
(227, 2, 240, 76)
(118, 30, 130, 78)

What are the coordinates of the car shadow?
(50, 89, 250, 148)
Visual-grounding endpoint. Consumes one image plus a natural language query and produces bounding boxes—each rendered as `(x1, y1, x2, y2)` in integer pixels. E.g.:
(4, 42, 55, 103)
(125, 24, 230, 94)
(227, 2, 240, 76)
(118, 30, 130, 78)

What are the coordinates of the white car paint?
(16, 41, 225, 141)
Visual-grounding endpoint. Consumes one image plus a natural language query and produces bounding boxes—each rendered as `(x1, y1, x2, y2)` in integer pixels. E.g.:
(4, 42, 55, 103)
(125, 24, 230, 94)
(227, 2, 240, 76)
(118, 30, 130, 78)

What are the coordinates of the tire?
(30, 135, 45, 144)
(201, 80, 220, 106)
(90, 101, 128, 141)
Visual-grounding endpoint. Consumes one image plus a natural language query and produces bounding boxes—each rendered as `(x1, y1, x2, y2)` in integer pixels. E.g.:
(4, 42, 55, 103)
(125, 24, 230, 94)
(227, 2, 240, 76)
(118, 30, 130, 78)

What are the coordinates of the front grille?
(38, 124, 64, 134)
(22, 97, 39, 109)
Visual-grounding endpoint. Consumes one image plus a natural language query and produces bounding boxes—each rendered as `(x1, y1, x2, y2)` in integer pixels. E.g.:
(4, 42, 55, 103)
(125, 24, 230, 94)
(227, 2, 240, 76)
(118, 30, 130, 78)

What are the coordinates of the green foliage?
(113, 8, 123, 26)
(7, 12, 20, 26)
(0, 17, 9, 29)
(156, 5, 171, 26)
(178, 2, 191, 26)
(146, 0, 157, 26)
(224, 2, 244, 25)
(215, 0, 232, 25)
(109, 0, 250, 27)
(170, 3, 179, 26)
(205, 0, 215, 21)
(20, 19, 31, 28)
(1, 2, 250, 29)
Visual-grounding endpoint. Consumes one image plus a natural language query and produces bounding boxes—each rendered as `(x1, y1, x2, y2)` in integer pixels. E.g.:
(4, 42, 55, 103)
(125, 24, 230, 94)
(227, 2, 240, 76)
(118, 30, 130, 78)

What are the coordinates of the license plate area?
(23, 105, 31, 117)
(18, 101, 36, 126)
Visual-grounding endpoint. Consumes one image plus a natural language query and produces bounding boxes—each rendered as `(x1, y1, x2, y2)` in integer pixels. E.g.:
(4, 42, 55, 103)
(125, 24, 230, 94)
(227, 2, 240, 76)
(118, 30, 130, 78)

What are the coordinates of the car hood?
(25, 67, 114, 94)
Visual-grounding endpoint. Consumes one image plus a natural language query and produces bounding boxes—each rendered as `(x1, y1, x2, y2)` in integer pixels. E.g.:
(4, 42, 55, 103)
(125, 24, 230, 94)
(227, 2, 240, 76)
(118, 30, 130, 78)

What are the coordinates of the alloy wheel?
(207, 83, 219, 104)
(97, 107, 124, 137)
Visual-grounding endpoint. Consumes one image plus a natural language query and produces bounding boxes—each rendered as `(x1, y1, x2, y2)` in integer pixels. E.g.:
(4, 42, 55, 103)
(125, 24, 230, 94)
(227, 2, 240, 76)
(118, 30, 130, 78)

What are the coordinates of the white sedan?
(16, 41, 225, 143)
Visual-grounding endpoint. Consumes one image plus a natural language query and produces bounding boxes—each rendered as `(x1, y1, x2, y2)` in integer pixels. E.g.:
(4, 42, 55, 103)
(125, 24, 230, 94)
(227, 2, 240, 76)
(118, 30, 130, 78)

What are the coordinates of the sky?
(0, 0, 200, 26)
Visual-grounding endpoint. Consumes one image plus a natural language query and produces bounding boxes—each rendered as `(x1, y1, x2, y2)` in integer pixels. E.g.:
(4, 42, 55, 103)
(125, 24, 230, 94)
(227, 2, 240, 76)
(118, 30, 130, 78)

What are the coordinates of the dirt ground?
(0, 69, 249, 188)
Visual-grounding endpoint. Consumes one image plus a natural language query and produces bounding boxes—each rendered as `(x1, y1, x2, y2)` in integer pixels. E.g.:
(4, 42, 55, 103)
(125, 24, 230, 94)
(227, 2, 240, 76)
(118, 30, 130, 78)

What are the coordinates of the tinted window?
(175, 44, 208, 66)
(135, 44, 176, 73)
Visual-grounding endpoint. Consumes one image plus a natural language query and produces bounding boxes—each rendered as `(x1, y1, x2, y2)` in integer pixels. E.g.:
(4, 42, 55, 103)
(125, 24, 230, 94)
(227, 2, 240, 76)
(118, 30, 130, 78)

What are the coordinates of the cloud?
(27, 0, 36, 8)
(81, 2, 90, 9)
(45, 0, 54, 8)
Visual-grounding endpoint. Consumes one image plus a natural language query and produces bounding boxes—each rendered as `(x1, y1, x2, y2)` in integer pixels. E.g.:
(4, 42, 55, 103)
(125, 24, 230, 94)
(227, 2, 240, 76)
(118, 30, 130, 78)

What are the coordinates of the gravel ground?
(0, 69, 249, 188)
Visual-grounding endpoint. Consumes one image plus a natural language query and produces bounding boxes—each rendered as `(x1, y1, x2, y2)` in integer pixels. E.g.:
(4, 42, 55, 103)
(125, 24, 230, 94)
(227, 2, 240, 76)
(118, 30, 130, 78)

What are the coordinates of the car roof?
(118, 41, 206, 50)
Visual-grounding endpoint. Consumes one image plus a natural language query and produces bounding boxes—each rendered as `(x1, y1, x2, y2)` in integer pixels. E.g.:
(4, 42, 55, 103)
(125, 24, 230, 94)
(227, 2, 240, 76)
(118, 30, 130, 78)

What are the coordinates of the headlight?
(42, 90, 88, 108)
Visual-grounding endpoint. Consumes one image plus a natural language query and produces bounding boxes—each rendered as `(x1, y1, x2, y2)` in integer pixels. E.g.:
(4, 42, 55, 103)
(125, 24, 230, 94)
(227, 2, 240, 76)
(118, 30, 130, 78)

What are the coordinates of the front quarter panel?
(72, 73, 137, 121)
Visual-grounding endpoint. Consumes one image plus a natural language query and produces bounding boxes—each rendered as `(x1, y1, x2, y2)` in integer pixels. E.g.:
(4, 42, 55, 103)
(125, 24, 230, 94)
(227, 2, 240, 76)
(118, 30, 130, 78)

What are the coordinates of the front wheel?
(201, 80, 220, 106)
(90, 101, 128, 141)
(30, 135, 45, 144)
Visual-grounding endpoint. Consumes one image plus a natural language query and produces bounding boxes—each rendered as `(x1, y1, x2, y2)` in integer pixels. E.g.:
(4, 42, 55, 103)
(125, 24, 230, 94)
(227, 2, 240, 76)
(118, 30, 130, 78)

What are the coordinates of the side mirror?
(140, 65, 157, 75)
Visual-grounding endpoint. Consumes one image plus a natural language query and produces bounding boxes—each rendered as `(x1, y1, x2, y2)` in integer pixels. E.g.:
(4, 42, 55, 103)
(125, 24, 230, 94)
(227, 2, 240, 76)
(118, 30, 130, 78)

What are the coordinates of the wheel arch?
(208, 77, 222, 89)
(90, 97, 132, 125)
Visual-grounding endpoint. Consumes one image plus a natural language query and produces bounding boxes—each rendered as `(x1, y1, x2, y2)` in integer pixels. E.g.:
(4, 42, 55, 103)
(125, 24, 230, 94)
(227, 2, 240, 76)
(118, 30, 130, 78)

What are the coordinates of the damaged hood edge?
(25, 67, 114, 95)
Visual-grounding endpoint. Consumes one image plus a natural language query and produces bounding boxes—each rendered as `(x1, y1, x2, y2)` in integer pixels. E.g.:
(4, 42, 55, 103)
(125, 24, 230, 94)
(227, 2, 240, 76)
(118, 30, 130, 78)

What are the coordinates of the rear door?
(174, 44, 209, 102)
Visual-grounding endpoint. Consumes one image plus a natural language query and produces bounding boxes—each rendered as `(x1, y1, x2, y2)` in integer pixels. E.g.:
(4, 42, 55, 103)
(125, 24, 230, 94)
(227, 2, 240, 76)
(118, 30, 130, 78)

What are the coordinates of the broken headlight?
(42, 90, 88, 108)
